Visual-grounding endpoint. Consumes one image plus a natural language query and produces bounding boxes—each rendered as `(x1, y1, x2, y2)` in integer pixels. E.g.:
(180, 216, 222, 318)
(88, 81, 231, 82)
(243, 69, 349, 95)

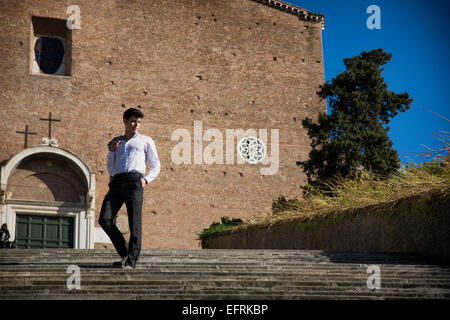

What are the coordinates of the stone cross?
(39, 112, 61, 140)
(16, 125, 37, 148)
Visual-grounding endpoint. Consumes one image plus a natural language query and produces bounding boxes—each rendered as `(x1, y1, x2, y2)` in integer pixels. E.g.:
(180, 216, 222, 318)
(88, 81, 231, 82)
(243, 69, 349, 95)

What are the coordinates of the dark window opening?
(34, 37, 64, 74)
(31, 16, 71, 76)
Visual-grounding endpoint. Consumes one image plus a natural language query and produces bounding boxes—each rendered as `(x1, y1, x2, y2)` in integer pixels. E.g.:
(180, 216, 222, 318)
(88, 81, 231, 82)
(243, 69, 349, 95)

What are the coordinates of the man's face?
(124, 115, 141, 135)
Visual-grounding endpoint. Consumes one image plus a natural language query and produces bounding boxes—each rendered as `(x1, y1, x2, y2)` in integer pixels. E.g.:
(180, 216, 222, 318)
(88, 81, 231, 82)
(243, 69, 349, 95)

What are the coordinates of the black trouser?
(99, 172, 143, 266)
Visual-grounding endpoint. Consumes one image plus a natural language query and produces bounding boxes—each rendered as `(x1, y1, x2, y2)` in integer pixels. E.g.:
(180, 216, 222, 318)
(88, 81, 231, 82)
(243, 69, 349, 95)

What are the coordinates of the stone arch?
(0, 146, 96, 249)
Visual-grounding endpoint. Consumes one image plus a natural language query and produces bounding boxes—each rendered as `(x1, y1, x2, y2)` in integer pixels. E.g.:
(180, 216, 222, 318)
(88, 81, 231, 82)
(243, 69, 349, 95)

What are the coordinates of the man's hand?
(108, 138, 122, 152)
(141, 178, 147, 188)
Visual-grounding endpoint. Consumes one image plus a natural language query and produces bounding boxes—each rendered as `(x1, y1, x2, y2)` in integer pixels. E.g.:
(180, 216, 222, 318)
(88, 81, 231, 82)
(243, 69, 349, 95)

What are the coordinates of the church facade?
(0, 0, 326, 249)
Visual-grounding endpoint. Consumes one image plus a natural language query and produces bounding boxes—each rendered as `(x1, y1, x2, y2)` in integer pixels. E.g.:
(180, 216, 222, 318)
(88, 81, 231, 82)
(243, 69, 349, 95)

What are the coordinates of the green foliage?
(197, 216, 243, 248)
(271, 196, 301, 214)
(299, 49, 413, 191)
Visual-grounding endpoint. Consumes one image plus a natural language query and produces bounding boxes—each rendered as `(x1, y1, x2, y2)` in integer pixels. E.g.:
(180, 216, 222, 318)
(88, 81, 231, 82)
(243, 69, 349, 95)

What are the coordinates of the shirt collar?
(122, 132, 140, 141)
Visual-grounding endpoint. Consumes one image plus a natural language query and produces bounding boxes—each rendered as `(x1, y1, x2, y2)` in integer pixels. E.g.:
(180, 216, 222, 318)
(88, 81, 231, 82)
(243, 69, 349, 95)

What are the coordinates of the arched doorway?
(0, 146, 95, 249)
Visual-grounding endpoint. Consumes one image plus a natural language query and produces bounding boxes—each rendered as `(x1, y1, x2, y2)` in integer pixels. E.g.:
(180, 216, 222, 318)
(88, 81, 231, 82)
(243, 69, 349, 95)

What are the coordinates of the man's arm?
(106, 137, 122, 175)
(143, 137, 161, 185)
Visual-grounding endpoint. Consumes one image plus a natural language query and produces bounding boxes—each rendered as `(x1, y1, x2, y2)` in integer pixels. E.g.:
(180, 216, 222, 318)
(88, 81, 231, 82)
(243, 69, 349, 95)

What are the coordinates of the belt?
(111, 172, 142, 182)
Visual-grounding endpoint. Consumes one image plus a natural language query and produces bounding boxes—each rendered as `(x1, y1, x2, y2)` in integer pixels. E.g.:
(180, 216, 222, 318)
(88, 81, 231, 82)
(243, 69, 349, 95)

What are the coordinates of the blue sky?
(288, 0, 450, 164)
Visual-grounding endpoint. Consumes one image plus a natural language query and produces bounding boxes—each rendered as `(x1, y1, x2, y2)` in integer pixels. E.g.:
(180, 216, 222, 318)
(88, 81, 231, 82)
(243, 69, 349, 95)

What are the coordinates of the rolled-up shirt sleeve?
(143, 137, 161, 184)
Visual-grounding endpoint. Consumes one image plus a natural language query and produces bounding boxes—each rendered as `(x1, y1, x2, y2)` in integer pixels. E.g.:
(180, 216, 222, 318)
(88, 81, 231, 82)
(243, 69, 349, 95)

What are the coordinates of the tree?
(299, 49, 413, 191)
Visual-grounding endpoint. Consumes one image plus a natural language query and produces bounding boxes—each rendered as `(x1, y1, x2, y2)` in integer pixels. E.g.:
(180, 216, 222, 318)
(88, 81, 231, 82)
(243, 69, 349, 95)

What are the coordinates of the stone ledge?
(203, 191, 450, 262)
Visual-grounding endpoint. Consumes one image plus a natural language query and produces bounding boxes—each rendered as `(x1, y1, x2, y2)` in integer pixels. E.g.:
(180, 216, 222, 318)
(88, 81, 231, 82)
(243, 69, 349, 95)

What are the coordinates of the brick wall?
(0, 0, 326, 249)
(6, 153, 87, 202)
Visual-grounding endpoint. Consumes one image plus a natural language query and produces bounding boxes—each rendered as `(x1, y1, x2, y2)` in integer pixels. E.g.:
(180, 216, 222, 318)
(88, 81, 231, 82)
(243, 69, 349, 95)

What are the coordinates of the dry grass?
(242, 162, 448, 229)
(243, 112, 450, 230)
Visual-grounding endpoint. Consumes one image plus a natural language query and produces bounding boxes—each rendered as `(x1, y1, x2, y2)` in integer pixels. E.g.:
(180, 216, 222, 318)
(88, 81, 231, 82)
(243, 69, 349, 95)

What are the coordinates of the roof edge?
(250, 0, 325, 29)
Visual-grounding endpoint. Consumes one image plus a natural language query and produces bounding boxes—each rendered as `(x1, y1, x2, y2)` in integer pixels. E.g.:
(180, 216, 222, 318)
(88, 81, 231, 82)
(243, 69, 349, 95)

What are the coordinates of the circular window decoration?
(113, 212, 129, 234)
(34, 36, 64, 74)
(238, 136, 266, 164)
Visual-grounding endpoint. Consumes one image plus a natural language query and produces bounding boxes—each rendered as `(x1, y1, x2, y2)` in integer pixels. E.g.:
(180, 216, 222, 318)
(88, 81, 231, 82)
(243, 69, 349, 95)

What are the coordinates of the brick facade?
(0, 0, 326, 249)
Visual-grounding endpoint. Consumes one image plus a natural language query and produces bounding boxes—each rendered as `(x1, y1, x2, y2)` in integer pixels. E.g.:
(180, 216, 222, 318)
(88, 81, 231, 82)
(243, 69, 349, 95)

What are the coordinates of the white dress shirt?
(107, 132, 161, 184)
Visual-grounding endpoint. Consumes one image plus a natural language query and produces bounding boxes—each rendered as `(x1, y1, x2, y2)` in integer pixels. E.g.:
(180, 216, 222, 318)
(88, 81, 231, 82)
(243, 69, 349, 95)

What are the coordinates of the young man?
(99, 108, 161, 269)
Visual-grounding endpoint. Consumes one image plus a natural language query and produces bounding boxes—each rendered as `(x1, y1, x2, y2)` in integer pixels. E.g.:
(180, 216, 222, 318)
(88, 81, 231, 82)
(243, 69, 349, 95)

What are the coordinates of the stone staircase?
(0, 249, 449, 300)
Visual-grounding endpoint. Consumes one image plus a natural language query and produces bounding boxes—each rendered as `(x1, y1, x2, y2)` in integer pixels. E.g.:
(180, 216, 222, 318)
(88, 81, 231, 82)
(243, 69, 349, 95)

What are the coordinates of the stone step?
(2, 259, 448, 269)
(7, 264, 444, 271)
(1, 274, 449, 284)
(0, 293, 414, 300)
(1, 254, 446, 263)
(0, 249, 440, 259)
(1, 273, 449, 283)
(1, 280, 448, 292)
(2, 262, 447, 270)
(5, 267, 445, 275)
(0, 253, 439, 258)
(1, 289, 447, 300)
(0, 249, 449, 300)
(3, 268, 448, 276)
(1, 273, 448, 284)
(4, 260, 443, 267)
(1, 283, 449, 293)
(1, 284, 447, 295)
(85, 258, 436, 265)
(0, 282, 433, 290)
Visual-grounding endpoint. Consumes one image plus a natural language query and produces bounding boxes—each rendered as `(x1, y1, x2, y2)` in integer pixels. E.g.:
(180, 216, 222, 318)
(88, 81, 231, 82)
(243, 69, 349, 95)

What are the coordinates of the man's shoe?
(123, 259, 137, 269)
(113, 256, 127, 268)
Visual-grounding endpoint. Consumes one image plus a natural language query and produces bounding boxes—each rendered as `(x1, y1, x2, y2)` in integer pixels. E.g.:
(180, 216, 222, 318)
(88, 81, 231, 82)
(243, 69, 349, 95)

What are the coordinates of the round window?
(238, 136, 266, 164)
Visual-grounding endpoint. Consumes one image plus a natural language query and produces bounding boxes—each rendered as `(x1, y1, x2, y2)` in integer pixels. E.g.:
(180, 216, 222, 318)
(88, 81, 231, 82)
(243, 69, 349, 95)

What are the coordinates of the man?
(99, 108, 160, 269)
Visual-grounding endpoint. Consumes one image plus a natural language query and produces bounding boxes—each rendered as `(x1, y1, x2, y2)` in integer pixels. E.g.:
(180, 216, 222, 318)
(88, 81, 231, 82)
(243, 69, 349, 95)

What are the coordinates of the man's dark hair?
(123, 108, 144, 120)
